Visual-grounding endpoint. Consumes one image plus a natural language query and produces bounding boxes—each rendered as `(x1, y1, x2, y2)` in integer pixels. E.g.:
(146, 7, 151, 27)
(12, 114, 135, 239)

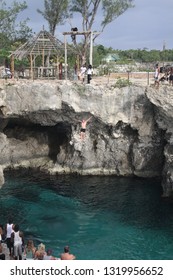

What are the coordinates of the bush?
(114, 78, 132, 88)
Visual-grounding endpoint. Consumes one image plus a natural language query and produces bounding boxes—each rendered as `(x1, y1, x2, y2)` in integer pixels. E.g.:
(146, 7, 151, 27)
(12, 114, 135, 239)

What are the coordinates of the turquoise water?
(0, 170, 173, 260)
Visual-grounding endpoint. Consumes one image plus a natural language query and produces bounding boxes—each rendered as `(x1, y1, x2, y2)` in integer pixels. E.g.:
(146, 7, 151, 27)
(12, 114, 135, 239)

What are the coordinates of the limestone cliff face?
(0, 80, 172, 196)
(146, 87, 173, 196)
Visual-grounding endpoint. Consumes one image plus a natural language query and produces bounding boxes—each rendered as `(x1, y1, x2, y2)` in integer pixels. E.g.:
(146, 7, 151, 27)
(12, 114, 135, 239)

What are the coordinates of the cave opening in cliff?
(2, 118, 72, 163)
(3, 118, 47, 140)
(48, 122, 71, 162)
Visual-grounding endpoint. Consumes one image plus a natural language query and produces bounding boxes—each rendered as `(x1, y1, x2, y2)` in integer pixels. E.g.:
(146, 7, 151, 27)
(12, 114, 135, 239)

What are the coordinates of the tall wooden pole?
(64, 35, 67, 80)
(10, 54, 15, 79)
(56, 56, 59, 79)
(77, 55, 80, 77)
(30, 54, 34, 80)
(42, 49, 45, 67)
(89, 32, 93, 66)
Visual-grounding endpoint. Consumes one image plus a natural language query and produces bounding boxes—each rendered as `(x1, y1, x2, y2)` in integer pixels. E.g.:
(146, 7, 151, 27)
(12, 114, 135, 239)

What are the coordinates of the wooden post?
(75, 55, 80, 80)
(59, 62, 62, 80)
(63, 30, 100, 68)
(56, 56, 59, 79)
(30, 54, 34, 80)
(77, 55, 80, 74)
(127, 71, 130, 81)
(90, 32, 93, 66)
(42, 49, 45, 67)
(147, 71, 150, 86)
(64, 34, 67, 80)
(10, 54, 15, 79)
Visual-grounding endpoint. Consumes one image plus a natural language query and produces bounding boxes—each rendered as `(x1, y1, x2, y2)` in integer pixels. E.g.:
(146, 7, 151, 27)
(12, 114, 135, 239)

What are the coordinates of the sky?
(5, 0, 173, 50)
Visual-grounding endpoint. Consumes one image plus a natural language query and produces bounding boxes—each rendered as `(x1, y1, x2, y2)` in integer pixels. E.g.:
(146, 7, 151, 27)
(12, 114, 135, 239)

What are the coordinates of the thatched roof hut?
(9, 29, 77, 79)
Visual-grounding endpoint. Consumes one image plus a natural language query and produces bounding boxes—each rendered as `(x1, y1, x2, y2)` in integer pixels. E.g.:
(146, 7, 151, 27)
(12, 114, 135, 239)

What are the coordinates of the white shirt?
(80, 66, 87, 75)
(87, 68, 93, 75)
(6, 223, 14, 238)
(154, 67, 159, 78)
(14, 231, 22, 246)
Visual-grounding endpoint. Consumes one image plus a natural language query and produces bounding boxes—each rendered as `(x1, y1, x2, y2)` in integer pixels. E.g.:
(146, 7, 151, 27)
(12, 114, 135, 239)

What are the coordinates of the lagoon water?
(0, 170, 173, 260)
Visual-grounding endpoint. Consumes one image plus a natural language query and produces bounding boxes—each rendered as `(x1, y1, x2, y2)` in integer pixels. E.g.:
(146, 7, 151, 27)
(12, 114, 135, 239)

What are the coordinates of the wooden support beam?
(63, 31, 91, 36)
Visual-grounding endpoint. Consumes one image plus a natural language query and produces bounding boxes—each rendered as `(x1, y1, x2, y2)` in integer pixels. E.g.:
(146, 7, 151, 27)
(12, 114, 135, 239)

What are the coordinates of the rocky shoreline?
(0, 79, 173, 196)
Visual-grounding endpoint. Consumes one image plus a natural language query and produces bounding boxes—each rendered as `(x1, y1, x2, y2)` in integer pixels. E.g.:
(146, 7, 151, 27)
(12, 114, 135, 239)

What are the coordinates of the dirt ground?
(93, 73, 154, 87)
(0, 71, 162, 87)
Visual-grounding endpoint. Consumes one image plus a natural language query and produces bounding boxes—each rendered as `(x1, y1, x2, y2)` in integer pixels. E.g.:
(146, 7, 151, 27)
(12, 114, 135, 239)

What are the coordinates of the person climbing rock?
(80, 116, 92, 140)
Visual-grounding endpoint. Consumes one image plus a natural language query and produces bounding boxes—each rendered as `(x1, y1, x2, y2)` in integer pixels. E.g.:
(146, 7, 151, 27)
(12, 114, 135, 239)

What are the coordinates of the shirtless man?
(80, 116, 92, 141)
(60, 246, 76, 260)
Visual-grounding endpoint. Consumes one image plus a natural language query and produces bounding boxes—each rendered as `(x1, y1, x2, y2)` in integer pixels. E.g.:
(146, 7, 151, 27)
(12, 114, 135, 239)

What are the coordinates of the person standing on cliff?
(169, 67, 173, 86)
(154, 63, 160, 88)
(79, 64, 87, 83)
(87, 64, 93, 84)
(80, 116, 92, 141)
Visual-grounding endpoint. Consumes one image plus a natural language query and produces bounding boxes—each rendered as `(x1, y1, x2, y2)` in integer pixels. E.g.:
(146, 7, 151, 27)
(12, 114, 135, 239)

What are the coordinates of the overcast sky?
(6, 0, 173, 50)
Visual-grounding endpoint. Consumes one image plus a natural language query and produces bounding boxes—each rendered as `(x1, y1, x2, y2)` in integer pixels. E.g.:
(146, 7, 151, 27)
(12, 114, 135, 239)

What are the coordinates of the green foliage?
(114, 48, 173, 63)
(70, 0, 134, 30)
(0, 0, 32, 45)
(0, 0, 33, 67)
(0, 48, 10, 66)
(14, 58, 29, 70)
(15, 19, 33, 42)
(0, 0, 173, 74)
(92, 48, 173, 68)
(37, 0, 69, 35)
(114, 78, 132, 88)
(0, 33, 11, 50)
(97, 45, 107, 56)
(69, 0, 134, 63)
(93, 45, 107, 66)
(93, 45, 119, 67)
(91, 45, 173, 74)
(101, 0, 134, 28)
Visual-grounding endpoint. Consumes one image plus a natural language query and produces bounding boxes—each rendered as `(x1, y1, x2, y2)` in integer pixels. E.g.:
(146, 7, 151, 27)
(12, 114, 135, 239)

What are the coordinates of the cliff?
(0, 80, 172, 196)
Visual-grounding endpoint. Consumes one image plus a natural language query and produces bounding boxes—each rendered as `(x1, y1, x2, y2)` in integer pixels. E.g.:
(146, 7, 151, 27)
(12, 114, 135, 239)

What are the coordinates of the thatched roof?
(10, 30, 66, 60)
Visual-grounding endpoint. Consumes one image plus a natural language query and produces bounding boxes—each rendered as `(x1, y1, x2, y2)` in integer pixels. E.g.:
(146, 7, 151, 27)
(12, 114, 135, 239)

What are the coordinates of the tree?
(70, 0, 134, 64)
(0, 0, 32, 47)
(37, 0, 69, 35)
(97, 45, 106, 56)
